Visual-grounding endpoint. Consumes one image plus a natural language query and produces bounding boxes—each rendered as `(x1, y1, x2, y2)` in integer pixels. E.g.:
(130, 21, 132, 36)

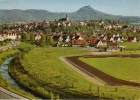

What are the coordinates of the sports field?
(79, 57, 140, 83)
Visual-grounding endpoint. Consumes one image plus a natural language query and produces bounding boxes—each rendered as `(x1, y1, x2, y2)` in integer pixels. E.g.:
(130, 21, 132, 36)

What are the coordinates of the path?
(0, 87, 28, 99)
(0, 41, 20, 51)
(59, 56, 104, 86)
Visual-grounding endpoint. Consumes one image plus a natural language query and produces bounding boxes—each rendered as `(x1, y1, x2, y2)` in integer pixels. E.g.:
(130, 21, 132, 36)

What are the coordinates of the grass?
(0, 41, 11, 47)
(0, 49, 18, 63)
(0, 43, 37, 99)
(113, 42, 140, 54)
(21, 47, 92, 91)
(16, 47, 140, 99)
(118, 42, 140, 50)
(16, 41, 36, 48)
(79, 57, 140, 83)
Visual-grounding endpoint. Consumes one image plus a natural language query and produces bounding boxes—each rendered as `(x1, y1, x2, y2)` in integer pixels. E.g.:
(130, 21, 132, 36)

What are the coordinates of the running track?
(66, 55, 140, 87)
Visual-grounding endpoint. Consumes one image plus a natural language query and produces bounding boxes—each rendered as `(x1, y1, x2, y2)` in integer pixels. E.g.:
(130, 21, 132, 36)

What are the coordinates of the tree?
(30, 32, 35, 41)
(21, 31, 29, 42)
(46, 35, 54, 46)
(44, 27, 52, 34)
(39, 34, 46, 47)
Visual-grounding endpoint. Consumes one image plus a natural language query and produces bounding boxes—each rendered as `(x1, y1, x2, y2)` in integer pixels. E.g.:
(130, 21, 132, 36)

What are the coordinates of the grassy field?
(118, 42, 140, 50)
(79, 57, 140, 83)
(16, 47, 140, 99)
(21, 47, 92, 91)
(0, 49, 18, 63)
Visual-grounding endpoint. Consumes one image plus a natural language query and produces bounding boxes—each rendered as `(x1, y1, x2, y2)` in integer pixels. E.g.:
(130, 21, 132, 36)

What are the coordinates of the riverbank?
(0, 44, 37, 99)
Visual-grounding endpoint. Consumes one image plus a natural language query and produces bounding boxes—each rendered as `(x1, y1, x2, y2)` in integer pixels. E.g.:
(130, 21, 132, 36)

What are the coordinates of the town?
(0, 14, 140, 52)
(0, 1, 140, 99)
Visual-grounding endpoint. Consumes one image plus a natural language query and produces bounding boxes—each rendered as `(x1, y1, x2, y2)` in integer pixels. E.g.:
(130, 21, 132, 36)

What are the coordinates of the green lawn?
(18, 47, 140, 99)
(79, 57, 140, 83)
(118, 42, 140, 50)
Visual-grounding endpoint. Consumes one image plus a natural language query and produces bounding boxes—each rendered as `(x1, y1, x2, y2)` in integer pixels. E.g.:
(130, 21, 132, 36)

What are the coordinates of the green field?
(13, 46, 140, 99)
(1, 42, 140, 99)
(21, 47, 91, 91)
(118, 42, 140, 50)
(79, 57, 140, 83)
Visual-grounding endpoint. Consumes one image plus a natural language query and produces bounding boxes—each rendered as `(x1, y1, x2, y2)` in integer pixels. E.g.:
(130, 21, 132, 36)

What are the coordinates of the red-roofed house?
(71, 39, 85, 47)
(52, 35, 63, 42)
(94, 40, 104, 48)
(108, 42, 118, 47)
(127, 36, 137, 42)
(107, 42, 122, 52)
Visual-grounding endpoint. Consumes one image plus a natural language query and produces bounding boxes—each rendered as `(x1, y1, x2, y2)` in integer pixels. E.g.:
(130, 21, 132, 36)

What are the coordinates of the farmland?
(8, 46, 140, 99)
(79, 57, 140, 83)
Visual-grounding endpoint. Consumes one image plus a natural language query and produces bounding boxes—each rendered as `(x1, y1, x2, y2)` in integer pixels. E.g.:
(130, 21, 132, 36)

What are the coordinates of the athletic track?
(66, 54, 140, 87)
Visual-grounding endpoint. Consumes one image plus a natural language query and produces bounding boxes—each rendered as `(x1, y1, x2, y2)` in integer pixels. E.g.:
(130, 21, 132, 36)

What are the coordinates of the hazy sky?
(0, 0, 140, 16)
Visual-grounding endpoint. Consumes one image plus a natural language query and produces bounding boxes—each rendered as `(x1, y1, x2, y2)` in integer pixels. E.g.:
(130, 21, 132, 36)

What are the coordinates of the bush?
(0, 50, 3, 54)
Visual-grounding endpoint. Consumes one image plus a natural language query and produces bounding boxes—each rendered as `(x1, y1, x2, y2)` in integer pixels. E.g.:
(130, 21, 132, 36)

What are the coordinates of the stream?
(0, 57, 21, 88)
(0, 57, 39, 99)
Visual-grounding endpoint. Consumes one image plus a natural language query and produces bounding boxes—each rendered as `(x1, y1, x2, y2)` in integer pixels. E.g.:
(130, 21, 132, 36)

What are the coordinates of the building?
(58, 14, 68, 22)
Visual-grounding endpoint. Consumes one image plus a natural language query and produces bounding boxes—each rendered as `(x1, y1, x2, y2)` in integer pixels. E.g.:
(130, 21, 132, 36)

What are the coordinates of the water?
(0, 57, 40, 99)
(0, 57, 21, 88)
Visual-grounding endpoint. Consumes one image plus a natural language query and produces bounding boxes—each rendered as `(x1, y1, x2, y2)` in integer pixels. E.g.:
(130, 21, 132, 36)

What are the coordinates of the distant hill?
(76, 5, 98, 13)
(0, 5, 140, 23)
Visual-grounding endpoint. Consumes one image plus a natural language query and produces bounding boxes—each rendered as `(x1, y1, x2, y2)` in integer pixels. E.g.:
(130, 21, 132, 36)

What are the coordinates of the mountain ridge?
(0, 5, 140, 23)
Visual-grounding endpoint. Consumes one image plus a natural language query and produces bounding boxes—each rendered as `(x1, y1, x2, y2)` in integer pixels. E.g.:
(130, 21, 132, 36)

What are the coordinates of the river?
(0, 57, 21, 88)
(0, 57, 39, 99)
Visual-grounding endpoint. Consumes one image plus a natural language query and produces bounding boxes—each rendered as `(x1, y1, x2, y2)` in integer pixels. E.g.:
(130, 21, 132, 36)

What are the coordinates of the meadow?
(9, 45, 140, 99)
(79, 57, 140, 83)
(118, 42, 140, 50)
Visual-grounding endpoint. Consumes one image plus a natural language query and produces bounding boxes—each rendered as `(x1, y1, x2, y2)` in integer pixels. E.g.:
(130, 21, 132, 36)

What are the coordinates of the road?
(0, 41, 20, 51)
(0, 87, 28, 99)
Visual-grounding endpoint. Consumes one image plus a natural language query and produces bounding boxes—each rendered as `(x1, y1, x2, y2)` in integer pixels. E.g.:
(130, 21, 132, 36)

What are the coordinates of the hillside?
(0, 5, 140, 23)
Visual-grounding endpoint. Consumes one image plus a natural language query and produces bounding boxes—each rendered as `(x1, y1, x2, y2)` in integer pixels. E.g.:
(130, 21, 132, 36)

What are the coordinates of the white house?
(110, 37, 114, 42)
(35, 34, 41, 40)
(95, 40, 104, 48)
(3, 33, 18, 40)
(0, 35, 4, 41)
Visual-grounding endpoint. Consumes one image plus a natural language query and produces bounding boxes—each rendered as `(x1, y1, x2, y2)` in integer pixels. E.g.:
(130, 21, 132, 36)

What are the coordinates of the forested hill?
(0, 5, 140, 23)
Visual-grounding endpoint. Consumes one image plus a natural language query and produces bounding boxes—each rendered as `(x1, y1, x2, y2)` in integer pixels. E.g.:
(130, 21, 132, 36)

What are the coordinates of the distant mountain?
(76, 5, 98, 13)
(0, 5, 140, 23)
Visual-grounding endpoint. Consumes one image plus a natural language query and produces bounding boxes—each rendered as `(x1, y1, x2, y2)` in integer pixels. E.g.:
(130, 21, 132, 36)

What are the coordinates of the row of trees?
(21, 31, 55, 47)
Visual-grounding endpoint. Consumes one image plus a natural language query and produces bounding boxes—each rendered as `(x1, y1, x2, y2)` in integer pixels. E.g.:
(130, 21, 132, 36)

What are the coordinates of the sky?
(0, 0, 140, 16)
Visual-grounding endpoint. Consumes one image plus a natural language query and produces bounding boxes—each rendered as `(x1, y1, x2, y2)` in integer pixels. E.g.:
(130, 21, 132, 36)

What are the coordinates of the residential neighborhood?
(0, 15, 140, 52)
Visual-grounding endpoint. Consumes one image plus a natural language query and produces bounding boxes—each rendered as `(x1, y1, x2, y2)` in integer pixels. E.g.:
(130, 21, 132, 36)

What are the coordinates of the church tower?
(66, 14, 68, 21)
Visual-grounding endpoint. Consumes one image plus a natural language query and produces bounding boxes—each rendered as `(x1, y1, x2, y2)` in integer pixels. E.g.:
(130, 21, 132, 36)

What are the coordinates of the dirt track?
(66, 55, 140, 87)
